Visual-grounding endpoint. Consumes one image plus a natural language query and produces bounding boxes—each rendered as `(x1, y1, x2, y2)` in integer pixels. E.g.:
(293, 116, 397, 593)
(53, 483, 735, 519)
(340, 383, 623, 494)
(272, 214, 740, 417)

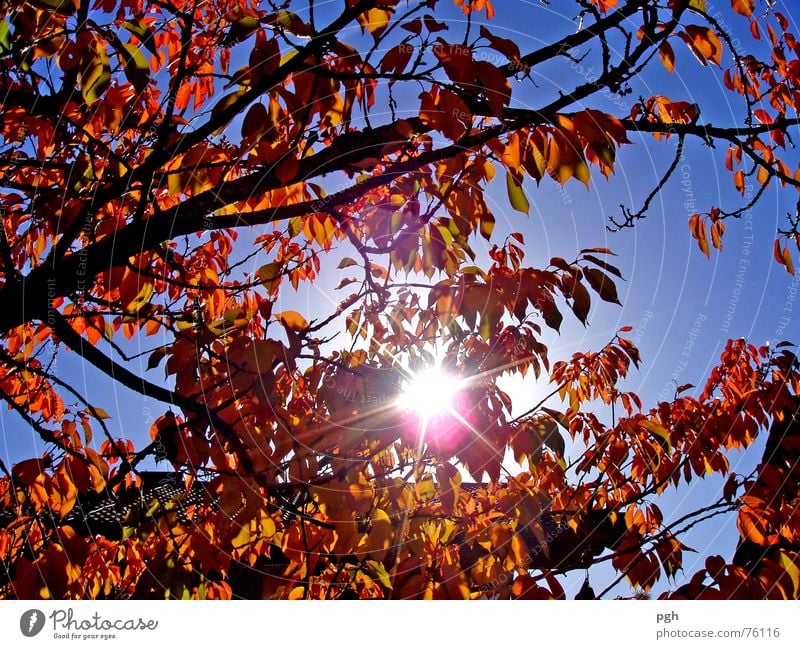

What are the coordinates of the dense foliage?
(1, 0, 799, 599)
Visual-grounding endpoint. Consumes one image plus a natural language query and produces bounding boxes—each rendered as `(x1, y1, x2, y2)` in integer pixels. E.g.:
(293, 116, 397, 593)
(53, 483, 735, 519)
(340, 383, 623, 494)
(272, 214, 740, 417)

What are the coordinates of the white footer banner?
(0, 600, 797, 648)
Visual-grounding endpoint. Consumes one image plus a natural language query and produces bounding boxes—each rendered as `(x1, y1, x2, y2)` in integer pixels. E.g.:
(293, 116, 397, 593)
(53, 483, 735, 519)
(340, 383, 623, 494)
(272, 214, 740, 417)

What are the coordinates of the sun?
(397, 367, 462, 421)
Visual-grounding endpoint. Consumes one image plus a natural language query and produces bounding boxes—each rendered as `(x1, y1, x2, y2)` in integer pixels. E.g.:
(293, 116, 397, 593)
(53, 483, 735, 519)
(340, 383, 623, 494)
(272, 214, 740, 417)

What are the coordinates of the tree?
(0, 0, 799, 600)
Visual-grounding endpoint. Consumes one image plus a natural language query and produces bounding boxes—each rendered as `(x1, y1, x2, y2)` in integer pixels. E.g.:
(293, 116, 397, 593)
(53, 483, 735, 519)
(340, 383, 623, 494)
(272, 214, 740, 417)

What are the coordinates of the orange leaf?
(681, 26, 723, 66)
(658, 41, 675, 74)
(275, 310, 308, 331)
(774, 240, 795, 275)
(11, 458, 49, 487)
(731, 0, 754, 18)
(733, 169, 745, 194)
(689, 213, 710, 257)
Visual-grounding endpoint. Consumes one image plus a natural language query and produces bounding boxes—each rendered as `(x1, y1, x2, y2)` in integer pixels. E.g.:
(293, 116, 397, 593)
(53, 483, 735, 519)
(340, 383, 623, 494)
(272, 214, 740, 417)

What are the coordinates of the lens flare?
(397, 367, 462, 421)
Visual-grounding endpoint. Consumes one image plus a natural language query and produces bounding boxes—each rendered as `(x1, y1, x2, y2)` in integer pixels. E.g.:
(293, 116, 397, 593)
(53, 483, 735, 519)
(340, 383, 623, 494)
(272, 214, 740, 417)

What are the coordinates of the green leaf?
(120, 42, 150, 92)
(79, 48, 110, 104)
(144, 499, 161, 519)
(279, 50, 299, 67)
(366, 560, 393, 590)
(165, 577, 192, 600)
(643, 420, 672, 452)
(461, 266, 487, 279)
(226, 15, 260, 45)
(506, 172, 530, 215)
(479, 310, 493, 341)
(777, 551, 800, 596)
(274, 10, 311, 37)
(0, 20, 11, 54)
(435, 225, 454, 247)
(124, 18, 157, 56)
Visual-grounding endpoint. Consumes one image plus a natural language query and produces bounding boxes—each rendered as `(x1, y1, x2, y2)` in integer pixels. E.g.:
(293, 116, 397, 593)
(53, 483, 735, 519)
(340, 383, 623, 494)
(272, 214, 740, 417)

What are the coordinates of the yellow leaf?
(357, 8, 391, 41)
(124, 17, 157, 55)
(231, 521, 251, 549)
(357, 509, 393, 561)
(259, 512, 277, 539)
(506, 172, 530, 214)
(125, 281, 154, 313)
(414, 475, 436, 502)
(777, 551, 800, 597)
(366, 559, 393, 590)
(658, 42, 675, 74)
(256, 262, 282, 292)
(287, 586, 306, 599)
(274, 310, 308, 331)
(120, 42, 149, 91)
(643, 420, 672, 452)
(574, 160, 591, 187)
(89, 407, 112, 420)
(511, 534, 530, 569)
(79, 47, 110, 104)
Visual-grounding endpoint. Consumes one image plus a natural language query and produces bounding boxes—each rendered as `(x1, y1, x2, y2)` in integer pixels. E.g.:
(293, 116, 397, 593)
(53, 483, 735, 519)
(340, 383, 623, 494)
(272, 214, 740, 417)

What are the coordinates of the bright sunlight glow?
(397, 367, 462, 421)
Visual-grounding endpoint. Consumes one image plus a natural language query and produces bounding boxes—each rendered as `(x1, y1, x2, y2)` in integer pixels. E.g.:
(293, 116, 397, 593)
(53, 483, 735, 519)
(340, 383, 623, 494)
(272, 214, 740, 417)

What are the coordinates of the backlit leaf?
(583, 268, 622, 305)
(275, 310, 308, 331)
(506, 172, 530, 214)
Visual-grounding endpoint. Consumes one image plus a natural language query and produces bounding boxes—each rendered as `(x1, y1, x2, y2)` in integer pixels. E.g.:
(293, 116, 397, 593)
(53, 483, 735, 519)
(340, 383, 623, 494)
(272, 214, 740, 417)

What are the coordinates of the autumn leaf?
(731, 0, 755, 18)
(583, 268, 622, 305)
(680, 25, 723, 66)
(689, 213, 711, 257)
(357, 8, 392, 42)
(124, 17, 157, 56)
(658, 41, 676, 74)
(774, 240, 795, 275)
(506, 172, 530, 214)
(79, 44, 110, 104)
(275, 310, 308, 331)
(119, 43, 150, 92)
